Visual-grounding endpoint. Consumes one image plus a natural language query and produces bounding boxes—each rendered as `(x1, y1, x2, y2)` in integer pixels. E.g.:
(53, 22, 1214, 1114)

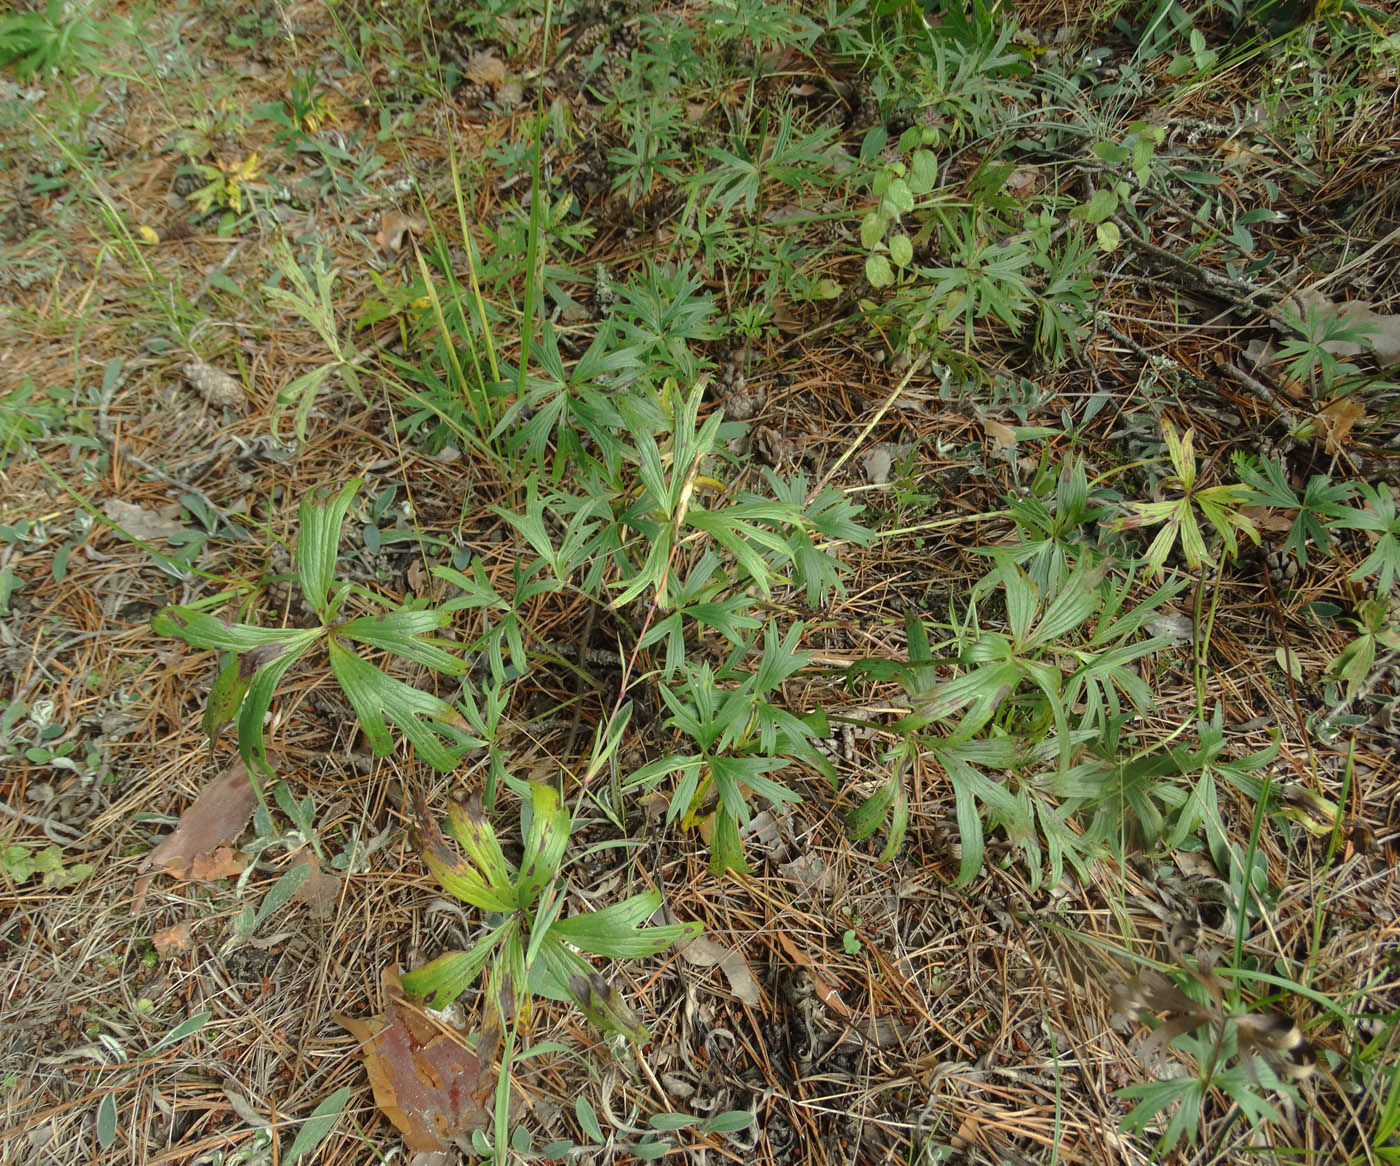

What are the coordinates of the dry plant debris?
(335, 967, 496, 1153)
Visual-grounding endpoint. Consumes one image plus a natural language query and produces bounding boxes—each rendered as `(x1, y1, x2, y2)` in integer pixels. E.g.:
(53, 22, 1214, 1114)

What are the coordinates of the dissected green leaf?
(327, 638, 473, 770)
(549, 891, 700, 958)
(297, 479, 362, 617)
(152, 607, 311, 653)
(339, 608, 467, 674)
(202, 654, 251, 751)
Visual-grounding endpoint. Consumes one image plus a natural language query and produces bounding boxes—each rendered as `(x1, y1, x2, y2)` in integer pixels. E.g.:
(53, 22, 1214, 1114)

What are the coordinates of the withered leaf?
(188, 845, 248, 882)
(103, 499, 190, 542)
(336, 967, 493, 1152)
(139, 757, 259, 877)
(568, 971, 648, 1042)
(290, 849, 343, 919)
(373, 210, 428, 256)
(464, 53, 506, 85)
(152, 922, 192, 957)
(1317, 395, 1365, 454)
(674, 925, 760, 1006)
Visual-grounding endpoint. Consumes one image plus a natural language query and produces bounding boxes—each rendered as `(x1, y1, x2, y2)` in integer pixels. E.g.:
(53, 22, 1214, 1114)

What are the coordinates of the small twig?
(1214, 360, 1299, 432)
(1112, 216, 1278, 316)
(0, 799, 85, 845)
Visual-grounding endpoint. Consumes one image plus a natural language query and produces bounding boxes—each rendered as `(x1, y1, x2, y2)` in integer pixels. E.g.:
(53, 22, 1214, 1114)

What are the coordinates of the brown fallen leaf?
(1005, 167, 1040, 197)
(152, 922, 192, 958)
(373, 210, 427, 256)
(1317, 395, 1366, 454)
(671, 918, 760, 1006)
(102, 499, 190, 542)
(188, 845, 248, 882)
(465, 53, 506, 85)
(290, 849, 343, 919)
(336, 967, 494, 1152)
(139, 757, 260, 877)
(1242, 505, 1295, 535)
(980, 415, 1018, 460)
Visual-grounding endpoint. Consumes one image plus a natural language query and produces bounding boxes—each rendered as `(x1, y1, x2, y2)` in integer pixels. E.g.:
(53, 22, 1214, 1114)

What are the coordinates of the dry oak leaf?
(335, 966, 494, 1152)
(1318, 395, 1366, 455)
(188, 845, 249, 882)
(666, 907, 760, 1006)
(151, 922, 192, 958)
(465, 53, 506, 84)
(374, 210, 428, 255)
(181, 361, 244, 408)
(139, 757, 259, 878)
(289, 849, 343, 919)
(102, 499, 190, 542)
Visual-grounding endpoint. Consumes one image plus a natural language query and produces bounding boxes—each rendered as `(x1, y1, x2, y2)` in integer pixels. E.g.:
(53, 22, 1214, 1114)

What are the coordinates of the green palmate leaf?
(237, 637, 315, 775)
(297, 479, 362, 618)
(918, 658, 1020, 735)
(549, 890, 701, 957)
(1002, 561, 1038, 643)
(1161, 420, 1195, 484)
(1033, 560, 1107, 646)
(937, 746, 1020, 885)
(422, 789, 523, 907)
(685, 509, 784, 596)
(445, 795, 517, 893)
(202, 654, 252, 749)
(517, 783, 570, 902)
(421, 841, 518, 912)
(846, 767, 898, 841)
(610, 528, 674, 610)
(708, 808, 749, 875)
(1143, 514, 1183, 575)
(326, 638, 473, 770)
(401, 922, 514, 1008)
(432, 563, 512, 613)
(338, 608, 467, 674)
(711, 753, 796, 811)
(276, 364, 335, 447)
(152, 607, 312, 653)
